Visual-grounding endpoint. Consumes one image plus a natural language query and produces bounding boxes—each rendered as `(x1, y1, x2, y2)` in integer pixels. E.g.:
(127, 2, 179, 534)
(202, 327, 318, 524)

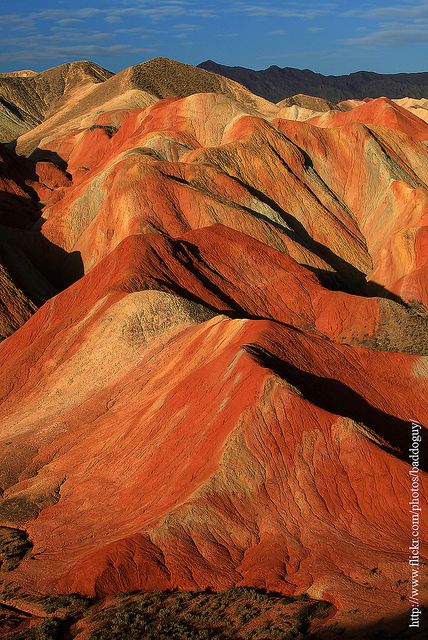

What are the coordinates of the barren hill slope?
(0, 61, 112, 143)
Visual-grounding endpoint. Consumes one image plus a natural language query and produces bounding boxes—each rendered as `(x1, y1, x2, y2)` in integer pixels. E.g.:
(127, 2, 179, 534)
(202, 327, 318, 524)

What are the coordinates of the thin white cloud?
(0, 0, 220, 71)
(56, 18, 84, 27)
(0, 32, 117, 50)
(343, 27, 428, 47)
(0, 44, 155, 64)
(105, 16, 122, 24)
(342, 1, 428, 47)
(172, 23, 202, 31)
(0, 2, 208, 67)
(228, 1, 337, 20)
(0, 1, 217, 33)
(115, 26, 163, 34)
(343, 1, 428, 20)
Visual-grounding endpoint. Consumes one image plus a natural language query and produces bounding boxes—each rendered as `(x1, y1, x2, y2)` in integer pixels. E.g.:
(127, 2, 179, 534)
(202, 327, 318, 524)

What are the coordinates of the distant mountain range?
(198, 60, 428, 102)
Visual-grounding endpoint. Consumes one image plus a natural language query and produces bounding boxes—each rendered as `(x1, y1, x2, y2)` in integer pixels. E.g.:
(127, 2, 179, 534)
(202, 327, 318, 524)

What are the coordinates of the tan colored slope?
(0, 61, 112, 143)
(336, 98, 367, 110)
(273, 94, 345, 123)
(394, 97, 428, 124)
(16, 84, 158, 156)
(277, 93, 339, 112)
(275, 103, 325, 122)
(0, 98, 30, 142)
(15, 70, 159, 156)
(0, 70, 38, 78)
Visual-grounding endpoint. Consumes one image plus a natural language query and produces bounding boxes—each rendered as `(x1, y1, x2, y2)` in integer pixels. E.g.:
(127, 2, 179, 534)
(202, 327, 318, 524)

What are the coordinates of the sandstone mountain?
(0, 61, 112, 143)
(0, 58, 427, 639)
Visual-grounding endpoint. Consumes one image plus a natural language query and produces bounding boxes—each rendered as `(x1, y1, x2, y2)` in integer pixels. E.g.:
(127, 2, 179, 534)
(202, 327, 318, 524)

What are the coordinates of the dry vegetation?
(0, 588, 332, 639)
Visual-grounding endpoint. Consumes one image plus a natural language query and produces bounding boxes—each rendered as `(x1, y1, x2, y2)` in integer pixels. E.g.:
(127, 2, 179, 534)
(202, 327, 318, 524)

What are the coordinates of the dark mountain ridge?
(198, 60, 428, 102)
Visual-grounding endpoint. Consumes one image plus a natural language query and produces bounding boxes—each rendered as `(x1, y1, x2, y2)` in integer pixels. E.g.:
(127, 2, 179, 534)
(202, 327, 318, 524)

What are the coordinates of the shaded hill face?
(199, 60, 428, 102)
(0, 58, 427, 639)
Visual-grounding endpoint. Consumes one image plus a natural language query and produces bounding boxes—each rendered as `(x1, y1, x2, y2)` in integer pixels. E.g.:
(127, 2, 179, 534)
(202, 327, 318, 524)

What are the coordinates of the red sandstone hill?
(0, 58, 427, 638)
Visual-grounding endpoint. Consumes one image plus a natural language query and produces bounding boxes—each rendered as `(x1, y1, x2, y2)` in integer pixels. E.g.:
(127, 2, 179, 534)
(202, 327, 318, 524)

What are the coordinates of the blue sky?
(1, 0, 427, 74)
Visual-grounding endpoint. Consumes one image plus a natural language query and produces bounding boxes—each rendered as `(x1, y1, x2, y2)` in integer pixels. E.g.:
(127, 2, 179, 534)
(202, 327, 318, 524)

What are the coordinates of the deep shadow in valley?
(0, 142, 83, 297)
